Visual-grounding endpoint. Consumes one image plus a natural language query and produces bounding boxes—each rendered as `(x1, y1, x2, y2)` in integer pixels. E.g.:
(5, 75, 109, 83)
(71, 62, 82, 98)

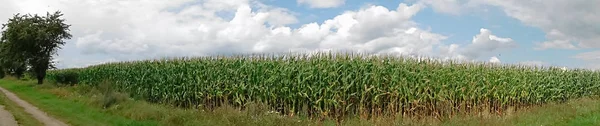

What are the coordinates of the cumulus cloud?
(488, 56, 500, 63)
(439, 44, 466, 60)
(462, 28, 516, 58)
(1, 0, 303, 56)
(534, 29, 578, 50)
(439, 28, 516, 61)
(535, 40, 578, 50)
(254, 3, 451, 57)
(467, 0, 600, 50)
(420, 0, 600, 69)
(1, 0, 522, 68)
(3, 0, 471, 68)
(572, 51, 600, 70)
(421, 0, 600, 68)
(297, 0, 345, 8)
(573, 51, 600, 61)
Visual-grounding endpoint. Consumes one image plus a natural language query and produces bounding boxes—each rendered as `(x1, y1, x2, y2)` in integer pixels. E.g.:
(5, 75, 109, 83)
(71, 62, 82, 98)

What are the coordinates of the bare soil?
(0, 105, 18, 126)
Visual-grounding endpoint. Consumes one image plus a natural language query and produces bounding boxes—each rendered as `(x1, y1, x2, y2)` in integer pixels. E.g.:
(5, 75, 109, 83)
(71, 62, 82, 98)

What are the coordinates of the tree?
(0, 42, 27, 79)
(0, 11, 71, 84)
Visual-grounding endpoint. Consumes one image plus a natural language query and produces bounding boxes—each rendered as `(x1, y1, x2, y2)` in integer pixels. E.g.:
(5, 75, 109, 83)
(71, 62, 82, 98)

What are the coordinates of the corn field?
(47, 53, 600, 119)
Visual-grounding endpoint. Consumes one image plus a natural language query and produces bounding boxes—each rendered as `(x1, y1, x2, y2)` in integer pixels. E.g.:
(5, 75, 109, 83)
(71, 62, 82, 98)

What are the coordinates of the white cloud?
(1, 0, 524, 69)
(534, 40, 577, 50)
(297, 0, 345, 8)
(415, 0, 600, 69)
(534, 29, 577, 50)
(573, 51, 600, 70)
(467, 0, 600, 50)
(573, 51, 600, 61)
(461, 28, 516, 58)
(439, 44, 467, 60)
(3, 0, 473, 68)
(489, 56, 500, 63)
(255, 3, 445, 56)
(440, 28, 516, 61)
(2, 0, 302, 55)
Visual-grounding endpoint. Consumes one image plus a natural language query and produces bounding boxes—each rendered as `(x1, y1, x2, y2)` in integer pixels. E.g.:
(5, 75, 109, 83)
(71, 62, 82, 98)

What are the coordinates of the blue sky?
(1, 0, 599, 69)
(283, 0, 599, 68)
(262, 0, 590, 67)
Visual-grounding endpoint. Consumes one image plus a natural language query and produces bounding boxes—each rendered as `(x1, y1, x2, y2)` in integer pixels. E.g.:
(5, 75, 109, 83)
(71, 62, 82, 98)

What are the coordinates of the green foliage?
(46, 68, 79, 85)
(0, 56, 26, 79)
(0, 11, 72, 84)
(47, 53, 600, 119)
(0, 66, 5, 79)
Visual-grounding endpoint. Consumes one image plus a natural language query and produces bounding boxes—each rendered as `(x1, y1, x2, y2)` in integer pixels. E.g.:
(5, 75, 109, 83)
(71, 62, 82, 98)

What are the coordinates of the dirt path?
(0, 105, 17, 126)
(0, 87, 68, 126)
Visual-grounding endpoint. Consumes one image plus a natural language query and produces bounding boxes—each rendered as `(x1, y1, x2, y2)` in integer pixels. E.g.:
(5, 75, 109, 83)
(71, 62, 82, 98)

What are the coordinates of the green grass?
(0, 78, 325, 126)
(0, 78, 157, 126)
(0, 78, 427, 126)
(4, 78, 600, 125)
(437, 98, 600, 126)
(0, 85, 42, 126)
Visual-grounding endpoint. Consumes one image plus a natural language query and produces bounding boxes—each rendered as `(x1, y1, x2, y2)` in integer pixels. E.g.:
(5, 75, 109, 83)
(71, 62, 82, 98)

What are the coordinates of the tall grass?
(47, 53, 600, 119)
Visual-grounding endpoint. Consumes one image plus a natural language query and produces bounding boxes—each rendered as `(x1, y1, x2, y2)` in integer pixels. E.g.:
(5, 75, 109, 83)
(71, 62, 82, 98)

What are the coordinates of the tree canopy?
(0, 11, 72, 84)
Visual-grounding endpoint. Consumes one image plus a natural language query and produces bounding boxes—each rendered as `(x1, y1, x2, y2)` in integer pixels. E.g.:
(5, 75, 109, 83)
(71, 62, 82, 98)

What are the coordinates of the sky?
(0, 0, 599, 69)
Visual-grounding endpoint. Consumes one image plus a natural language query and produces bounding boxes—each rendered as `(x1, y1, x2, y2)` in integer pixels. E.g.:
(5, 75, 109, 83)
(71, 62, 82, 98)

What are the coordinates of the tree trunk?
(37, 77, 43, 84)
(15, 67, 24, 80)
(33, 59, 50, 85)
(36, 69, 46, 84)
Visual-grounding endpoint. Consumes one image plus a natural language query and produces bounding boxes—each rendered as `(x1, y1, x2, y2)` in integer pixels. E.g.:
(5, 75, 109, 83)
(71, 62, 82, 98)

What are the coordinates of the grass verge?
(0, 86, 42, 126)
(437, 98, 600, 126)
(0, 78, 157, 126)
(0, 78, 325, 126)
(2, 78, 600, 126)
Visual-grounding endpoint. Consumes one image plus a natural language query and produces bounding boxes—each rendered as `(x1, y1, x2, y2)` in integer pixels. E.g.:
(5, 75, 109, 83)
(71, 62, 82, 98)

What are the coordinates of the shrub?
(46, 68, 80, 85)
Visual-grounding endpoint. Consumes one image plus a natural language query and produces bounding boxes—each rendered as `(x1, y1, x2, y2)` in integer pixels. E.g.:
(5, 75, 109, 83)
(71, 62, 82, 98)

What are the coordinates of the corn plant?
(47, 53, 600, 119)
